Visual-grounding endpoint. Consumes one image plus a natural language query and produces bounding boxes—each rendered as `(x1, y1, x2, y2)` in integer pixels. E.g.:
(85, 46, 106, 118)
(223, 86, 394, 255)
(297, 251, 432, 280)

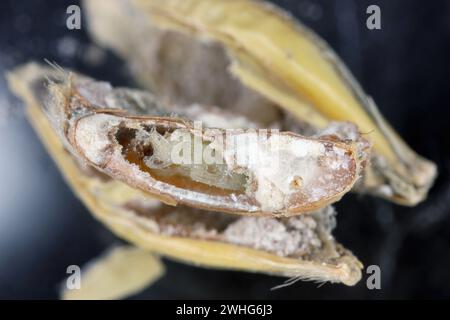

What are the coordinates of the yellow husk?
(110, 0, 436, 205)
(61, 246, 165, 300)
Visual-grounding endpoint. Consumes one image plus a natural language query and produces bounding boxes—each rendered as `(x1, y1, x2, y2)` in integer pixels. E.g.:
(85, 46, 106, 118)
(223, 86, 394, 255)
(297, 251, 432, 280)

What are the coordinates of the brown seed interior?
(115, 125, 248, 197)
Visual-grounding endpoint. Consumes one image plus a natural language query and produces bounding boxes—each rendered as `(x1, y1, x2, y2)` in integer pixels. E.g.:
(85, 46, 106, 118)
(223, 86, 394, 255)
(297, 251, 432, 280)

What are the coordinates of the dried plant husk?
(84, 0, 437, 206)
(7, 63, 363, 286)
(61, 246, 165, 300)
(9, 63, 368, 216)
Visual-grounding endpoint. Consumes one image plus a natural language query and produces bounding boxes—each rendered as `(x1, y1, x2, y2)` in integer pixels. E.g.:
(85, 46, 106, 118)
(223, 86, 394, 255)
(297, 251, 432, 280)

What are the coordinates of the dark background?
(0, 0, 449, 299)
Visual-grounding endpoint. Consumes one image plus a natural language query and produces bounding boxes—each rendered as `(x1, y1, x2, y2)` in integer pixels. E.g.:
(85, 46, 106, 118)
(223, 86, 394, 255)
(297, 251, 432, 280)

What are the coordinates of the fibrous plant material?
(61, 246, 165, 300)
(7, 63, 363, 286)
(84, 0, 437, 206)
(12, 64, 368, 216)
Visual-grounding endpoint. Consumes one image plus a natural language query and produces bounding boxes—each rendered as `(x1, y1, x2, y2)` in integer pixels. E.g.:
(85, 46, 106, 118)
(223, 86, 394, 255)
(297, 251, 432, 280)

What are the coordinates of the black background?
(0, 0, 449, 299)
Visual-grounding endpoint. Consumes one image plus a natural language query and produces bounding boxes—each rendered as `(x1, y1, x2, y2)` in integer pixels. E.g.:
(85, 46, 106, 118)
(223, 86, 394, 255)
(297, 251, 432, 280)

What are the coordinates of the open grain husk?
(9, 63, 368, 216)
(83, 0, 437, 206)
(7, 62, 363, 286)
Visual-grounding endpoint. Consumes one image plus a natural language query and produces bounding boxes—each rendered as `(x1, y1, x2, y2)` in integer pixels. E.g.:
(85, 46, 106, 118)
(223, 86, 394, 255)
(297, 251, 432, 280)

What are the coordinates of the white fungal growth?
(74, 114, 120, 165)
(127, 199, 337, 259)
(224, 132, 351, 212)
(223, 207, 336, 257)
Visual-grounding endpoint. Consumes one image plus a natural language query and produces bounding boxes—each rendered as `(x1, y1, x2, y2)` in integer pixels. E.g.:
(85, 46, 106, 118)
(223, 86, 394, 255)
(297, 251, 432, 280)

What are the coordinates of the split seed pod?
(84, 0, 437, 205)
(16, 64, 368, 216)
(7, 63, 363, 286)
